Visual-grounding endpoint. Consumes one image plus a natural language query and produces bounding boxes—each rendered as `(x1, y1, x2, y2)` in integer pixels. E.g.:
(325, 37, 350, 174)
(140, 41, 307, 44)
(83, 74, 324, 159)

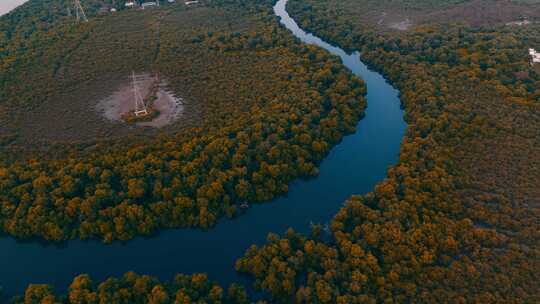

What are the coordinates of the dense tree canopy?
(2, 0, 539, 302)
(235, 0, 540, 303)
(11, 272, 253, 304)
(0, 0, 366, 243)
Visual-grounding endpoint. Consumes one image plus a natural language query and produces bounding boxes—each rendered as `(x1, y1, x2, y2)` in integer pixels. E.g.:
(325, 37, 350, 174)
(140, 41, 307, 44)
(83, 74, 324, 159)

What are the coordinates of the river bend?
(0, 0, 405, 296)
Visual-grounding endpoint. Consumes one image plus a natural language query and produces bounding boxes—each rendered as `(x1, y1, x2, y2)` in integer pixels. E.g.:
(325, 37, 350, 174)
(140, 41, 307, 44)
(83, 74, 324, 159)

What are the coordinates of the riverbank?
(0, 0, 406, 298)
(240, 0, 540, 302)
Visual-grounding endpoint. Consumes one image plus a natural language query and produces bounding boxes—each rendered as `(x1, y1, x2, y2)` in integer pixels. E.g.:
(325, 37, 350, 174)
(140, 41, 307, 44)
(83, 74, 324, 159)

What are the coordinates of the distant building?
(98, 4, 112, 14)
(530, 48, 540, 65)
(125, 1, 136, 7)
(98, 5, 118, 14)
(142, 1, 159, 9)
(507, 20, 531, 26)
(185, 0, 199, 5)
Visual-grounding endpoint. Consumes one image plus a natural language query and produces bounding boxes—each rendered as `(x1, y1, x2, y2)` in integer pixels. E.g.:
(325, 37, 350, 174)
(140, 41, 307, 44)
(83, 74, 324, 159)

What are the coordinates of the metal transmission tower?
(74, 0, 88, 22)
(131, 72, 149, 117)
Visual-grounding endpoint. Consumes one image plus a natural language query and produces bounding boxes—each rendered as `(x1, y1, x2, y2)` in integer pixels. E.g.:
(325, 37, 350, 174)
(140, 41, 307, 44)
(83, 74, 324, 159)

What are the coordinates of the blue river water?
(0, 0, 405, 297)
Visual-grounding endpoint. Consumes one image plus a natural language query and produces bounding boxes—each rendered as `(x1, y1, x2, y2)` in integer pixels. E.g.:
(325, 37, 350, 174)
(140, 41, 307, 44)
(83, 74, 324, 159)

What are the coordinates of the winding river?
(0, 0, 405, 297)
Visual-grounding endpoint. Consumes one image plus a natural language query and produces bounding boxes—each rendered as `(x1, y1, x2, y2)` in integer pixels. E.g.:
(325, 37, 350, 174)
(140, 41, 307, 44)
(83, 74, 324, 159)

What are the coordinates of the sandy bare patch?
(96, 73, 183, 128)
(138, 85, 184, 128)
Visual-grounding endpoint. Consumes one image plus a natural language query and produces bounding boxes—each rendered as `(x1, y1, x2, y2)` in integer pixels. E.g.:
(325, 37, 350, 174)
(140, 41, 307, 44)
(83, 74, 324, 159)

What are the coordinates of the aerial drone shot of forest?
(0, 0, 539, 303)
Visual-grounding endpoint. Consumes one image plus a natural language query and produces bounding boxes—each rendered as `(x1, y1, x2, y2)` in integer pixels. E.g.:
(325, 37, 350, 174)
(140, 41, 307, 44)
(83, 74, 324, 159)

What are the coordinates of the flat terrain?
(1, 5, 257, 150)
(319, 0, 540, 31)
(0, 0, 367, 243)
(96, 73, 183, 128)
(234, 0, 540, 302)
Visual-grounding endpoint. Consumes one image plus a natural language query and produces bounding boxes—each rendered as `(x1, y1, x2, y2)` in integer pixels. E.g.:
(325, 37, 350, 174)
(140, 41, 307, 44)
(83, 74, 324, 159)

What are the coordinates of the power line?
(74, 0, 88, 22)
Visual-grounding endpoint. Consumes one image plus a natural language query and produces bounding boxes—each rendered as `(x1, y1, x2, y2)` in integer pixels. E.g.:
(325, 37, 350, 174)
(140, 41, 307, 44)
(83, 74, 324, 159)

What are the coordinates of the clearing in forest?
(97, 72, 184, 128)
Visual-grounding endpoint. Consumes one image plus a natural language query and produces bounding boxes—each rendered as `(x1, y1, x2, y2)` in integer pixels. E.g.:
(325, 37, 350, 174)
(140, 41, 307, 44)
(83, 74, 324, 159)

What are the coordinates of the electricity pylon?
(74, 0, 88, 22)
(132, 72, 149, 117)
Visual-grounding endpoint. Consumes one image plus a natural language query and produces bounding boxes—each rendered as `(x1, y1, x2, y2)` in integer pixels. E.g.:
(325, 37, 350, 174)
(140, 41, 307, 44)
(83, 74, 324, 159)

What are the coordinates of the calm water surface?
(0, 0, 406, 297)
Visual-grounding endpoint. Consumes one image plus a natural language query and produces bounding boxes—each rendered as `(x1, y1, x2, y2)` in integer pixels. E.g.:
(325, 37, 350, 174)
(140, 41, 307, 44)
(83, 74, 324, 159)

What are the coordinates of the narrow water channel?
(0, 0, 406, 297)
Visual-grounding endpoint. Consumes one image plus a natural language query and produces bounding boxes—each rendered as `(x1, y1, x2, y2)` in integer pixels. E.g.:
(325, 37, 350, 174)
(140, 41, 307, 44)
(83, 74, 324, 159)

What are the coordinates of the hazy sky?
(0, 0, 28, 16)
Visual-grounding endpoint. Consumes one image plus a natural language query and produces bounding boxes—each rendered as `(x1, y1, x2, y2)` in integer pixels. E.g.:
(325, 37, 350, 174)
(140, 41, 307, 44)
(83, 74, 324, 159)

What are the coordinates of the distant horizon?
(0, 0, 28, 16)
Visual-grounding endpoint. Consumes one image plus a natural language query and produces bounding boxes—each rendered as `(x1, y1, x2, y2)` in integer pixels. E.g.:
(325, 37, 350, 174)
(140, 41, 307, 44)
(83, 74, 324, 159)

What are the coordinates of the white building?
(185, 0, 199, 5)
(507, 20, 531, 26)
(125, 1, 136, 7)
(529, 48, 540, 65)
(142, 2, 158, 9)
